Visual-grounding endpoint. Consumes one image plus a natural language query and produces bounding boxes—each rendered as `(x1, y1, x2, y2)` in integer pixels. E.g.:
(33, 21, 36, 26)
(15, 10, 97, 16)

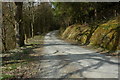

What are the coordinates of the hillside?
(61, 16, 120, 54)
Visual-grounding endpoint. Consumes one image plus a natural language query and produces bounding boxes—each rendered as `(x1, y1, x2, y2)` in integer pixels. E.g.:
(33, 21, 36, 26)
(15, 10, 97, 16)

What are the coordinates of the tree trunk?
(32, 14, 34, 37)
(114, 10, 117, 17)
(31, 3, 34, 37)
(1, 26, 7, 52)
(15, 2, 24, 47)
(94, 9, 97, 20)
(31, 22, 34, 37)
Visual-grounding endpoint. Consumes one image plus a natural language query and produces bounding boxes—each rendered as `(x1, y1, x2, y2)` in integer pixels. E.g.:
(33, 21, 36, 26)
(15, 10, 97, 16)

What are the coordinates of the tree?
(14, 2, 24, 47)
(2, 2, 16, 51)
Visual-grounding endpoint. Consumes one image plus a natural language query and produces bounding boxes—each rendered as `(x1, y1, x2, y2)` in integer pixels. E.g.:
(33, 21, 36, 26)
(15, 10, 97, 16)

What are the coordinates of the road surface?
(36, 31, 119, 78)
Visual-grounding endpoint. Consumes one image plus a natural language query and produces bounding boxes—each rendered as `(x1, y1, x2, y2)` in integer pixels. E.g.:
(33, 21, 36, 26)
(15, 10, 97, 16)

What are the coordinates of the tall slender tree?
(14, 2, 24, 47)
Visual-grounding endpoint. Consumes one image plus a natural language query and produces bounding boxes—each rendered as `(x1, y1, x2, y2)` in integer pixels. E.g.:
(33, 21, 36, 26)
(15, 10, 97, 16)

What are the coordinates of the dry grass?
(1, 35, 44, 80)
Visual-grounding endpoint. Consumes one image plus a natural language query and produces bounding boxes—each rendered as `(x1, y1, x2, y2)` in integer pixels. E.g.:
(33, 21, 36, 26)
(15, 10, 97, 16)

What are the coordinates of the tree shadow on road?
(2, 39, 119, 79)
(35, 51, 119, 78)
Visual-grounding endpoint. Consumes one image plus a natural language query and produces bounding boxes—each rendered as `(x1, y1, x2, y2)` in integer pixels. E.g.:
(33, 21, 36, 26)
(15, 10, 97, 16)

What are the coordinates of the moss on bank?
(61, 16, 120, 53)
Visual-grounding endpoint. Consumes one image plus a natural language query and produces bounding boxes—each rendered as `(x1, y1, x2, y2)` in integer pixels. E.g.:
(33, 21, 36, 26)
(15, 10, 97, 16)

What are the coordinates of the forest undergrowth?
(1, 35, 44, 80)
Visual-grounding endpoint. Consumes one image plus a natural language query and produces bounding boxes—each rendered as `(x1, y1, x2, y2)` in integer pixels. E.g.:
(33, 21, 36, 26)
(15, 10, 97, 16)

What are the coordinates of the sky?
(1, 0, 120, 2)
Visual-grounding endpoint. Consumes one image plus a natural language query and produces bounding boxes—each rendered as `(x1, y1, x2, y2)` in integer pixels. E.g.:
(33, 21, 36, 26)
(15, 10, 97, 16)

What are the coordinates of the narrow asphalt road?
(36, 31, 119, 78)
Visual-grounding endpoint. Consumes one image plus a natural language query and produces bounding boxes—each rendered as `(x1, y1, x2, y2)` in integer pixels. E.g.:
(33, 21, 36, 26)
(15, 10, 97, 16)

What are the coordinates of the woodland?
(2, 2, 120, 52)
(1, 2, 120, 79)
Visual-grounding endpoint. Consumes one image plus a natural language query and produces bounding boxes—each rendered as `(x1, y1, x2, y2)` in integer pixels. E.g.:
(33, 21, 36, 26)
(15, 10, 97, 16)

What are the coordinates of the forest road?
(35, 30, 119, 78)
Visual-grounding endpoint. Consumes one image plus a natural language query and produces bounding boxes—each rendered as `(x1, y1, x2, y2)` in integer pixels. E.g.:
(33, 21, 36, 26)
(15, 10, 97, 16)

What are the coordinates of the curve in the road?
(36, 31, 119, 78)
